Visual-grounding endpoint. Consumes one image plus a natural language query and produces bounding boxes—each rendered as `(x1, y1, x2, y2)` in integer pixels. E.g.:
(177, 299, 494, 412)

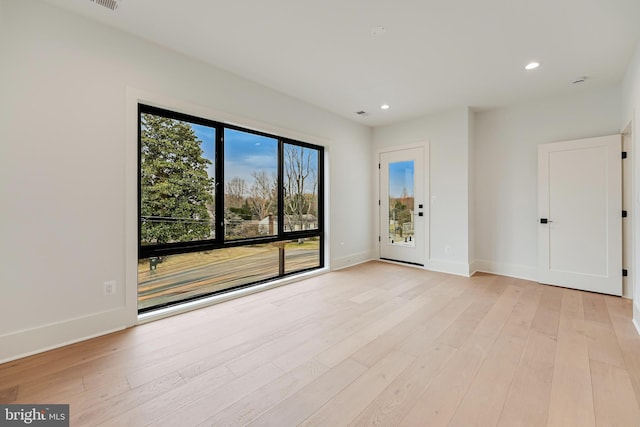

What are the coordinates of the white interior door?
(538, 135, 622, 295)
(379, 146, 426, 265)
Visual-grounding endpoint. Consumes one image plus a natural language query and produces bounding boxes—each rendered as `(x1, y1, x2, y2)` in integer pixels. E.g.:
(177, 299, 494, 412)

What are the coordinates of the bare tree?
(306, 175, 318, 217)
(248, 170, 277, 220)
(284, 145, 317, 231)
(225, 177, 247, 209)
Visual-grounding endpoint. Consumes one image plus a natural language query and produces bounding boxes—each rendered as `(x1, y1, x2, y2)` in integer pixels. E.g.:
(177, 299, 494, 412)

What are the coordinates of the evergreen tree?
(140, 114, 214, 244)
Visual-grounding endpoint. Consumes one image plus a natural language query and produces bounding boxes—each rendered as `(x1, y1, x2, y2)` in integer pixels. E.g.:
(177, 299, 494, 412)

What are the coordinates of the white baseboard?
(634, 302, 640, 336)
(331, 250, 374, 271)
(425, 259, 473, 277)
(469, 260, 481, 277)
(0, 308, 130, 364)
(473, 259, 538, 282)
(374, 258, 473, 277)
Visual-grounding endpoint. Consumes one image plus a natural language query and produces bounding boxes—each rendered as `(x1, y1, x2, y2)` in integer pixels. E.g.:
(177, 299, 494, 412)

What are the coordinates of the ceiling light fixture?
(525, 62, 540, 70)
(381, 104, 390, 110)
(371, 26, 386, 37)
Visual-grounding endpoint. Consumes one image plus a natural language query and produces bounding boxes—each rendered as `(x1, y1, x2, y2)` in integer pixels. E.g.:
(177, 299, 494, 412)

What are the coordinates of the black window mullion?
(277, 139, 285, 275)
(277, 139, 285, 237)
(215, 125, 225, 241)
(318, 147, 325, 267)
(318, 147, 324, 233)
(137, 104, 144, 260)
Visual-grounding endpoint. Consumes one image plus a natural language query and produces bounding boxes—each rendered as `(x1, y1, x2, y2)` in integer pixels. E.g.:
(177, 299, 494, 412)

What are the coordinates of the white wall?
(0, 0, 372, 362)
(373, 108, 473, 276)
(621, 42, 640, 331)
(474, 85, 622, 281)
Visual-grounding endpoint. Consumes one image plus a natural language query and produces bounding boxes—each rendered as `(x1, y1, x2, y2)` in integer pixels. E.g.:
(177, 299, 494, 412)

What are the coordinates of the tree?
(225, 177, 247, 209)
(248, 170, 277, 220)
(140, 114, 214, 244)
(284, 145, 317, 231)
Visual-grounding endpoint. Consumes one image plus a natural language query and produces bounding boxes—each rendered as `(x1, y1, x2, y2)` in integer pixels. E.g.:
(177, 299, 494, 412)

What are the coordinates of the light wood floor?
(2, 261, 640, 426)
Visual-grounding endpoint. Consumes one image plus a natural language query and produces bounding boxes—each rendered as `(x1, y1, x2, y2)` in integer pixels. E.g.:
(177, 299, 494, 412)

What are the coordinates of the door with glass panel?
(379, 146, 426, 265)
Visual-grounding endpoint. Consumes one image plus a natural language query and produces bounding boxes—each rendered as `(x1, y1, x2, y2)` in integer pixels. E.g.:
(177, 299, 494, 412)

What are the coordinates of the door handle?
(540, 218, 553, 224)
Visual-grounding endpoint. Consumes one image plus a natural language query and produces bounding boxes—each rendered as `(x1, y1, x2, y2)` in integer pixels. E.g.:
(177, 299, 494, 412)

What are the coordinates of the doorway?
(538, 135, 622, 295)
(379, 145, 427, 265)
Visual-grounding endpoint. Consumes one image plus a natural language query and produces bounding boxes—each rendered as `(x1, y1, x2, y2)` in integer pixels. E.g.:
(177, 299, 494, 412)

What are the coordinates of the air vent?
(91, 0, 120, 11)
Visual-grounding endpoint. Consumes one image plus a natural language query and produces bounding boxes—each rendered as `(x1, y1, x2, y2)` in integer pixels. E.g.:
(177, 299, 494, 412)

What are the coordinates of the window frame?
(138, 104, 324, 310)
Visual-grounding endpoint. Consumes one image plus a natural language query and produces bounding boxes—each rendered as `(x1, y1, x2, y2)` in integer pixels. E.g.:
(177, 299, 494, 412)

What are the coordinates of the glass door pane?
(388, 161, 415, 246)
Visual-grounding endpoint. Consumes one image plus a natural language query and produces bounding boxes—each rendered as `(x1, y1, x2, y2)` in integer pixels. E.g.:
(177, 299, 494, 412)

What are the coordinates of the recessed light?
(371, 26, 386, 37)
(381, 104, 390, 110)
(525, 62, 540, 70)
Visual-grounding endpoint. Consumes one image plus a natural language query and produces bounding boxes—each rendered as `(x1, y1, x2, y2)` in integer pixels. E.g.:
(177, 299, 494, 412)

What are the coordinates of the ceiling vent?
(90, 0, 121, 11)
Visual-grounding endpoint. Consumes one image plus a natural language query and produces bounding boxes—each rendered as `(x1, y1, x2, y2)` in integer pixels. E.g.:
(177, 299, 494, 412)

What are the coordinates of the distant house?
(258, 214, 318, 234)
(288, 214, 318, 232)
(258, 215, 277, 235)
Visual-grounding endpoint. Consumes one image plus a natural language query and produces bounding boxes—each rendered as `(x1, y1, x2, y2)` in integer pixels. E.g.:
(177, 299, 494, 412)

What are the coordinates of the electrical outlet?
(103, 280, 116, 296)
(445, 246, 452, 255)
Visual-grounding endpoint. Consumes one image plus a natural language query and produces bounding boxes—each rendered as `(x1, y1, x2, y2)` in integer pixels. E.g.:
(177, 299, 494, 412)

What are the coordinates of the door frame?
(374, 142, 430, 266)
(622, 122, 634, 299)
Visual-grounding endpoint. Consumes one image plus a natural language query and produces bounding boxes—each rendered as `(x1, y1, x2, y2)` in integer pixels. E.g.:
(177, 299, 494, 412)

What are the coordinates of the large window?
(138, 105, 324, 312)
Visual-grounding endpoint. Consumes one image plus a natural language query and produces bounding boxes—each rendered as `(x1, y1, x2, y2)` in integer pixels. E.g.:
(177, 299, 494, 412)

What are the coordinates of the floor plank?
(449, 283, 541, 426)
(398, 284, 524, 426)
(299, 350, 415, 426)
(314, 293, 431, 368)
(135, 363, 284, 427)
(0, 385, 18, 404)
(247, 358, 367, 426)
(498, 330, 557, 427)
(497, 284, 562, 426)
(605, 296, 640, 407)
(350, 344, 458, 426)
(73, 371, 185, 426)
(590, 359, 640, 426)
(199, 360, 328, 426)
(546, 289, 596, 427)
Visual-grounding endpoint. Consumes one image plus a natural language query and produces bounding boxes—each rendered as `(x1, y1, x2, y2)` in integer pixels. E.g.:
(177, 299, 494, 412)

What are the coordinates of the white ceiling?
(44, 0, 640, 127)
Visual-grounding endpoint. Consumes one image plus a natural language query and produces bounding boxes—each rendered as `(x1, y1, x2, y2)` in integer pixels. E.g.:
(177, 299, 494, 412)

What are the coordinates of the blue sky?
(190, 122, 320, 195)
(191, 123, 278, 188)
(223, 129, 278, 186)
(389, 161, 414, 198)
(191, 123, 216, 177)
